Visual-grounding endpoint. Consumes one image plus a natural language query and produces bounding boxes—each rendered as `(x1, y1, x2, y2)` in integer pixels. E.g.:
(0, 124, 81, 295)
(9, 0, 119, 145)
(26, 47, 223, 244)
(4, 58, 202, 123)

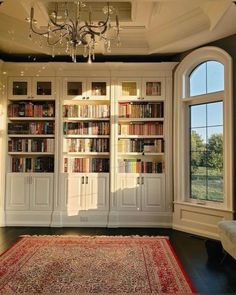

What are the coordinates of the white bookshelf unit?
(1, 62, 176, 227)
(5, 75, 56, 225)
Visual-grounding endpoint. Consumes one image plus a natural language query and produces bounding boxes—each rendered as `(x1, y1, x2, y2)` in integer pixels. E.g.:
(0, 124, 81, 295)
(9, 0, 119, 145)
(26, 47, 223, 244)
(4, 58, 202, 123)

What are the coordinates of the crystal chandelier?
(27, 1, 120, 63)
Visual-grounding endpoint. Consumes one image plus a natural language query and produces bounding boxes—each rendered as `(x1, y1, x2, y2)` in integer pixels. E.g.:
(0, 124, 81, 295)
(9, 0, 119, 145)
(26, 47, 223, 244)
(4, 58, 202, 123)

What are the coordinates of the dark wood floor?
(0, 227, 235, 293)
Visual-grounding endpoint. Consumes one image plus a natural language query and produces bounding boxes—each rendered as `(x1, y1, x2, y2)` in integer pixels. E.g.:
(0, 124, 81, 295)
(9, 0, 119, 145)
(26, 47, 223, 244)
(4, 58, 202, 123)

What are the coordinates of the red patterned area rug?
(0, 235, 195, 294)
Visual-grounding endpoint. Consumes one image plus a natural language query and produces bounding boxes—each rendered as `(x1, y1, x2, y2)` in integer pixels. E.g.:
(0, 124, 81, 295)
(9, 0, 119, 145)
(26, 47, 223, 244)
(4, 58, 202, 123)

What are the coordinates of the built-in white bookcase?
(1, 62, 175, 227)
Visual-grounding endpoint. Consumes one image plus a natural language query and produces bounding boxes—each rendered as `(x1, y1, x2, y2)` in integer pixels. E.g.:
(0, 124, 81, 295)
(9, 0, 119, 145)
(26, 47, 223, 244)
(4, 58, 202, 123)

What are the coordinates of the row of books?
(63, 122, 110, 135)
(12, 156, 54, 172)
(119, 102, 163, 118)
(64, 158, 109, 173)
(63, 104, 110, 118)
(118, 159, 163, 173)
(8, 122, 54, 135)
(8, 102, 55, 117)
(64, 138, 109, 153)
(119, 123, 163, 136)
(8, 139, 54, 153)
(118, 139, 164, 153)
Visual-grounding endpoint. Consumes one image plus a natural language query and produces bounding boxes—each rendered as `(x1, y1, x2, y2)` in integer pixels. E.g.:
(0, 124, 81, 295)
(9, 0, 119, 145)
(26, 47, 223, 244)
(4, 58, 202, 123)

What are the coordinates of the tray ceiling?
(0, 0, 235, 56)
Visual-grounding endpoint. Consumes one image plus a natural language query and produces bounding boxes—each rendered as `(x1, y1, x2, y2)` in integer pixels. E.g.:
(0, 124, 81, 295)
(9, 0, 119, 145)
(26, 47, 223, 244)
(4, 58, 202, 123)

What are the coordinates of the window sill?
(173, 200, 233, 213)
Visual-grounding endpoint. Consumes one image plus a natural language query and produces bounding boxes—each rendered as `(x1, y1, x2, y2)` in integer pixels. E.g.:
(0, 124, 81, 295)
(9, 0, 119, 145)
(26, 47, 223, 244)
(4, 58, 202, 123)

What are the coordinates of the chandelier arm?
(79, 19, 108, 33)
(47, 32, 69, 46)
(30, 24, 49, 36)
(49, 16, 69, 30)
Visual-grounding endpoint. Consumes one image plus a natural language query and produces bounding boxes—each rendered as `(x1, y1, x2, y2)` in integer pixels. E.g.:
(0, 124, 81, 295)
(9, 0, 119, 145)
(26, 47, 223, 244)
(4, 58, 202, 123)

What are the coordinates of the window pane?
(191, 129, 206, 151)
(91, 82, 106, 96)
(191, 171, 207, 200)
(207, 61, 224, 93)
(37, 82, 51, 96)
(190, 104, 206, 127)
(190, 63, 207, 96)
(207, 102, 223, 126)
(67, 82, 82, 96)
(122, 82, 137, 96)
(207, 169, 223, 202)
(189, 102, 223, 202)
(13, 82, 27, 95)
(207, 126, 223, 140)
(189, 61, 224, 97)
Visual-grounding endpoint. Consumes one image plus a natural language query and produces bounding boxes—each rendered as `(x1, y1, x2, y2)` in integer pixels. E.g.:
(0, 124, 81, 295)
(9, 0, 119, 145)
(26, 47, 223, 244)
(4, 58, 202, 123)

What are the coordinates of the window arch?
(189, 61, 224, 97)
(174, 47, 233, 210)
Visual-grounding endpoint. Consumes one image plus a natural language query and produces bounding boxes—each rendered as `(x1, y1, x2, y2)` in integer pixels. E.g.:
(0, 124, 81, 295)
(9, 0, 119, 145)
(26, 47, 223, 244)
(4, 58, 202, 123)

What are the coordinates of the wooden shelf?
(8, 134, 55, 138)
(8, 117, 55, 121)
(8, 152, 54, 155)
(64, 135, 109, 138)
(64, 152, 109, 156)
(118, 152, 164, 156)
(118, 118, 164, 122)
(63, 117, 110, 121)
(118, 135, 164, 139)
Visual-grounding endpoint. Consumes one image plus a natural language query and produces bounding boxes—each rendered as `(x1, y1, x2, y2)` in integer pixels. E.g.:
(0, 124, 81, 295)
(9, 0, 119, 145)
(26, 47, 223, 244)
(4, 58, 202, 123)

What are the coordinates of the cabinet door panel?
(118, 79, 141, 101)
(6, 174, 30, 210)
(64, 176, 85, 213)
(86, 175, 108, 210)
(117, 175, 141, 211)
(32, 78, 55, 99)
(142, 175, 165, 211)
(87, 79, 110, 100)
(8, 77, 31, 100)
(142, 78, 165, 100)
(63, 78, 87, 100)
(30, 175, 53, 210)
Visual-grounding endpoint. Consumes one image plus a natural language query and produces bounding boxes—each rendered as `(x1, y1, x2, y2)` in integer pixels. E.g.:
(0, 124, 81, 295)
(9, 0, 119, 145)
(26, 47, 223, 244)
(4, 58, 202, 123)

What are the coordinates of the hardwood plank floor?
(0, 227, 235, 293)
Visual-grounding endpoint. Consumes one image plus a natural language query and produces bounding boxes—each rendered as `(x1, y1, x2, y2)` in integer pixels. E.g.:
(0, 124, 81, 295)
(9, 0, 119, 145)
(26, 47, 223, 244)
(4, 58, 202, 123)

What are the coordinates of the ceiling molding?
(0, 0, 236, 57)
(200, 0, 232, 31)
(0, 14, 50, 55)
(147, 7, 210, 53)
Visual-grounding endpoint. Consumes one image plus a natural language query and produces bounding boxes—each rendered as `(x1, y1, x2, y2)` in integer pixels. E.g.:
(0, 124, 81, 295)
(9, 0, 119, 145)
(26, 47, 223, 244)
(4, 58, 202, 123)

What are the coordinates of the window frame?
(174, 46, 233, 210)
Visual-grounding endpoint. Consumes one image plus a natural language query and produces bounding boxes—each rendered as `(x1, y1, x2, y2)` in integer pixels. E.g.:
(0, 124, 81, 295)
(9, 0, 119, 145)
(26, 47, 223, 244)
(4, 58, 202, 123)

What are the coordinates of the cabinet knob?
(137, 177, 140, 185)
(82, 176, 84, 184)
(82, 97, 86, 100)
(86, 176, 88, 184)
(86, 97, 89, 100)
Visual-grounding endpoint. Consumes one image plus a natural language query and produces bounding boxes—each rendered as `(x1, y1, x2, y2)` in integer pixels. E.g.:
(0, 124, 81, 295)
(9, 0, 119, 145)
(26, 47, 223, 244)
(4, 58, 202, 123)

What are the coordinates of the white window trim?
(174, 46, 233, 211)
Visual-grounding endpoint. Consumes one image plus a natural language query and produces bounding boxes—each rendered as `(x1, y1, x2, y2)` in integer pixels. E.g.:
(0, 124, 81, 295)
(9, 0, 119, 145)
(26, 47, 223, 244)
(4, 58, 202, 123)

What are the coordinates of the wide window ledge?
(173, 201, 234, 214)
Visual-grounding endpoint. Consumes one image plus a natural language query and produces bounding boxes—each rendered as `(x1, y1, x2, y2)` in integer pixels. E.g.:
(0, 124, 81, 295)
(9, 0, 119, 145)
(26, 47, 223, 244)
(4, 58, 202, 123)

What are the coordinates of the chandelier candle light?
(27, 1, 121, 62)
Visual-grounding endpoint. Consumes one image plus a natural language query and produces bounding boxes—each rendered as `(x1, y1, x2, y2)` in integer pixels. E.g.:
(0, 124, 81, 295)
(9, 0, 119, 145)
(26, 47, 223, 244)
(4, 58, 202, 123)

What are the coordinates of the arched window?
(189, 61, 224, 96)
(189, 61, 224, 203)
(174, 47, 233, 211)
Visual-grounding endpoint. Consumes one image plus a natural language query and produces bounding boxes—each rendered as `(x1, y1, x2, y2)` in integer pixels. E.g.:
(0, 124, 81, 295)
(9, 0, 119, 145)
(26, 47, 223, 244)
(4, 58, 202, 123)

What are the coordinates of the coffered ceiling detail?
(0, 0, 235, 56)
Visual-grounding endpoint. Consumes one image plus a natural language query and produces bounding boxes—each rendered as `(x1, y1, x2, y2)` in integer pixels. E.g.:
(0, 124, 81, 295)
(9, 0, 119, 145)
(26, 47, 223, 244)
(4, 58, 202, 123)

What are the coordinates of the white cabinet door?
(87, 78, 110, 100)
(141, 174, 165, 212)
(8, 77, 32, 100)
(32, 77, 55, 100)
(85, 174, 109, 210)
(142, 78, 165, 100)
(6, 174, 30, 210)
(63, 78, 87, 100)
(62, 175, 86, 212)
(8, 77, 55, 100)
(117, 174, 141, 211)
(118, 79, 141, 101)
(30, 174, 53, 210)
